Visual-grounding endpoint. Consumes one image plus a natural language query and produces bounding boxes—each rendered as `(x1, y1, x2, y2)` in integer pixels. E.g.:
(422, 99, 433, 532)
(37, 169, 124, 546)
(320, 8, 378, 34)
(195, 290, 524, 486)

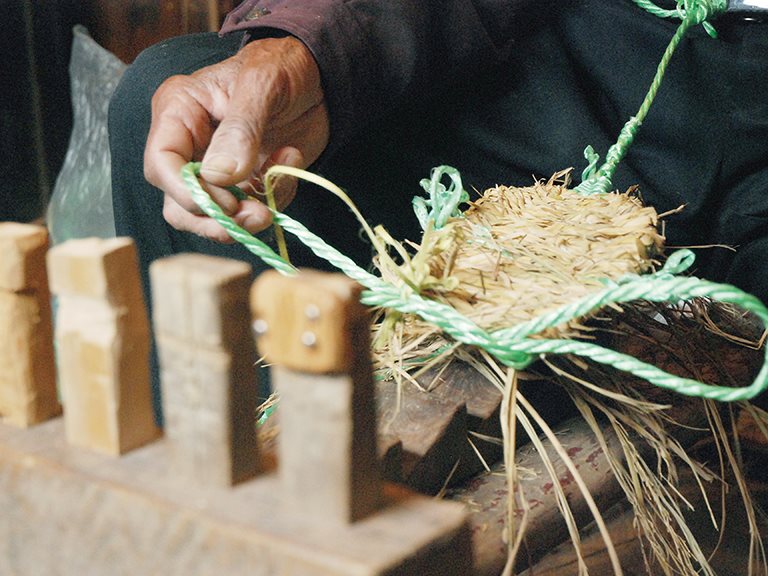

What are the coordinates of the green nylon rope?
(574, 0, 727, 195)
(181, 162, 768, 402)
(413, 165, 469, 230)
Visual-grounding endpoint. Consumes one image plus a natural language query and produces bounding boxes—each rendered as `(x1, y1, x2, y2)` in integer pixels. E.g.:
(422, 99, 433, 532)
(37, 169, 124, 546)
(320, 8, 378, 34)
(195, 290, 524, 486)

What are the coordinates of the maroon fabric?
(219, 0, 533, 155)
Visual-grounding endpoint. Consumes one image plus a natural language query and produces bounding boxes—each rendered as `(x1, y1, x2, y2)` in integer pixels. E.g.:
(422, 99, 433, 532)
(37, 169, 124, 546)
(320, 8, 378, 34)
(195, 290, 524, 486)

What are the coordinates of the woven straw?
(373, 174, 664, 361)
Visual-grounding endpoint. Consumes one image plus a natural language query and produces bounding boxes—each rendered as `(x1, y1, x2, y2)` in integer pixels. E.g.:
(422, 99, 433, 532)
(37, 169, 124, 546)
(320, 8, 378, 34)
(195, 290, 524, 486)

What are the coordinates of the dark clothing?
(109, 1, 768, 412)
(219, 0, 530, 159)
(211, 0, 768, 298)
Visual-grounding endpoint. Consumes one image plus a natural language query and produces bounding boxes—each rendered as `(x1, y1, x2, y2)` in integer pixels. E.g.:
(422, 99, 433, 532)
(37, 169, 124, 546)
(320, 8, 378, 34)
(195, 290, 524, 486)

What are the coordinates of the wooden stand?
(0, 240, 471, 575)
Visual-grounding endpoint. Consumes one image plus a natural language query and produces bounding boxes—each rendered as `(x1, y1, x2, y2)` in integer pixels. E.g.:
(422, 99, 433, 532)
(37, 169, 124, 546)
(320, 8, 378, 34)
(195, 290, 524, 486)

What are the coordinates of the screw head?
(253, 318, 268, 336)
(304, 303, 321, 321)
(301, 331, 317, 347)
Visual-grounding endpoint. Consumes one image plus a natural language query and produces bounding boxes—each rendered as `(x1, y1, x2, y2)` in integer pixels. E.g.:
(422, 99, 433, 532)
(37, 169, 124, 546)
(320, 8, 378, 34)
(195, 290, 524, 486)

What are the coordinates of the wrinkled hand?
(144, 36, 329, 242)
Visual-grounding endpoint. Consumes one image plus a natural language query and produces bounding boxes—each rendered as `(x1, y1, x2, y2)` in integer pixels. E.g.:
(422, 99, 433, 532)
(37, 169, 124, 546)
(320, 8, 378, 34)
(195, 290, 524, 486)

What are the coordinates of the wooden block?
(0, 290, 60, 427)
(0, 222, 49, 291)
(253, 270, 381, 524)
(0, 418, 472, 576)
(0, 223, 60, 426)
(251, 270, 366, 374)
(275, 366, 381, 524)
(151, 254, 253, 349)
(150, 254, 259, 487)
(48, 237, 159, 455)
(377, 379, 469, 494)
(47, 237, 144, 304)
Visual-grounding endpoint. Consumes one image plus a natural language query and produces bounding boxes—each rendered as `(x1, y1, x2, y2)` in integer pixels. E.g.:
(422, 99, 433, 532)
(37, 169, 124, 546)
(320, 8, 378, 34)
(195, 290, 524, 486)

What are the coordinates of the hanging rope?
(181, 162, 768, 402)
(575, 0, 727, 195)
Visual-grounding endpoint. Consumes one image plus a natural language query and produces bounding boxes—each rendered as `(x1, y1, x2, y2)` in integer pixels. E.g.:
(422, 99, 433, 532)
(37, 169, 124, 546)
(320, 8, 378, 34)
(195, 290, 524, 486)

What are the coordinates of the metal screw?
(253, 318, 268, 336)
(305, 303, 321, 321)
(301, 331, 317, 347)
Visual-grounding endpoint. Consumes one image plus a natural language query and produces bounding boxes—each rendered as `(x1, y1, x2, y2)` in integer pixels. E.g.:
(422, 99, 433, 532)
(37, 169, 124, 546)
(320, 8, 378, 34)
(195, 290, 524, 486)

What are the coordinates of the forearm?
(221, 0, 537, 154)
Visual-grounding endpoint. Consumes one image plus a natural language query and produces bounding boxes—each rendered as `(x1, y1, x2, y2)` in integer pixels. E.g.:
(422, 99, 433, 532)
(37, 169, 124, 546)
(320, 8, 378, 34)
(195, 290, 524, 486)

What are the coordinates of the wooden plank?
(0, 418, 472, 576)
(151, 254, 259, 487)
(449, 416, 628, 576)
(252, 270, 381, 525)
(377, 379, 468, 494)
(517, 468, 768, 576)
(47, 237, 159, 455)
(0, 223, 60, 426)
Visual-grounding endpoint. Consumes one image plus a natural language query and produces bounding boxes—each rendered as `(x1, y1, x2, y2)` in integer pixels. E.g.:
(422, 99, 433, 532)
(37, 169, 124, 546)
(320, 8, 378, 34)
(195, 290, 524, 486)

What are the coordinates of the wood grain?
(47, 237, 159, 454)
(0, 223, 59, 426)
(151, 254, 259, 487)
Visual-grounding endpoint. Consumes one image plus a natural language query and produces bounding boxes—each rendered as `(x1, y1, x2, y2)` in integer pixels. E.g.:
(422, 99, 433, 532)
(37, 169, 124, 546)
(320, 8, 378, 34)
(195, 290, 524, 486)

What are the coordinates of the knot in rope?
(413, 165, 469, 230)
(632, 0, 727, 37)
(677, 0, 728, 26)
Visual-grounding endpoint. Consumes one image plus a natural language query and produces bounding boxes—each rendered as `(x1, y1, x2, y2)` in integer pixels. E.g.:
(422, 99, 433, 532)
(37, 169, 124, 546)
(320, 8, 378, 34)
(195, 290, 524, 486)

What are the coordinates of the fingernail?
(276, 148, 301, 166)
(202, 155, 238, 176)
(240, 209, 272, 234)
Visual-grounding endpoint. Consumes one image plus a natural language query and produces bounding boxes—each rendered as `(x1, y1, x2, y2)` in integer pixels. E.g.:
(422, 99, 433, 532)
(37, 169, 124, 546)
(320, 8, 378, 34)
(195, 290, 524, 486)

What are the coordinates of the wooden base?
(0, 417, 471, 576)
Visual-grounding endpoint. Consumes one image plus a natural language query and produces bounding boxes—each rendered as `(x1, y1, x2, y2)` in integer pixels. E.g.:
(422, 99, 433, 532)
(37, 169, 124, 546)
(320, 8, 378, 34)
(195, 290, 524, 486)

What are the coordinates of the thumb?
(200, 89, 273, 186)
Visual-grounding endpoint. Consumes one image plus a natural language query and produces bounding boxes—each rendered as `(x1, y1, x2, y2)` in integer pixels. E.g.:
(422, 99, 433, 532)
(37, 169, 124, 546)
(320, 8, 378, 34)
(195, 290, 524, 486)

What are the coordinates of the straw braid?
(182, 162, 768, 402)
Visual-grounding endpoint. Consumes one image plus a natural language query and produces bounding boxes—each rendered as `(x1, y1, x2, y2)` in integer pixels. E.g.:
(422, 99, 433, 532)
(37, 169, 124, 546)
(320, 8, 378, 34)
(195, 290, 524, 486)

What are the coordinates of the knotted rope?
(181, 161, 768, 402)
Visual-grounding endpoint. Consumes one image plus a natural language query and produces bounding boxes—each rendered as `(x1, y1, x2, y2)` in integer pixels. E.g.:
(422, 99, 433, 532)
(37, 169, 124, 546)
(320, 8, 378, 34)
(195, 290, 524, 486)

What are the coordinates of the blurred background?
(1, 0, 235, 223)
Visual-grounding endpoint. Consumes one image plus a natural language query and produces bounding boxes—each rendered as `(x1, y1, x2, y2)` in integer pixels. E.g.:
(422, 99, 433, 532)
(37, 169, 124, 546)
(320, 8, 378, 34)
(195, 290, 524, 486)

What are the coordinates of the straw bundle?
(368, 174, 766, 576)
(372, 173, 664, 373)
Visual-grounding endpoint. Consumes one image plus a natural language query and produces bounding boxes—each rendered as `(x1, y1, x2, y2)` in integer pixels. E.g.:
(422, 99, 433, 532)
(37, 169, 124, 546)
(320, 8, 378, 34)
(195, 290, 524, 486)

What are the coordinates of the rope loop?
(182, 161, 768, 403)
(677, 0, 727, 36)
(631, 0, 726, 34)
(413, 165, 469, 230)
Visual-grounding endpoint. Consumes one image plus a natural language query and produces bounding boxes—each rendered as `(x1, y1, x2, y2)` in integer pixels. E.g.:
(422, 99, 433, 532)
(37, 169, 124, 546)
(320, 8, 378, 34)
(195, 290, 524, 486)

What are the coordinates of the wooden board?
(151, 254, 259, 487)
(48, 237, 159, 454)
(0, 418, 471, 576)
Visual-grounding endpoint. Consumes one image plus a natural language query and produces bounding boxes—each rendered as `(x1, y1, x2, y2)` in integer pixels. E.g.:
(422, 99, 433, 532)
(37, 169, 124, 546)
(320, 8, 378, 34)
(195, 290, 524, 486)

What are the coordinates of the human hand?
(144, 36, 329, 242)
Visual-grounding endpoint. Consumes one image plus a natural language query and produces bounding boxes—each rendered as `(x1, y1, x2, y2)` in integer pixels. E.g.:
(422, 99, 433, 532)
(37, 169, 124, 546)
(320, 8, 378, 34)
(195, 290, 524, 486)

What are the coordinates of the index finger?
(144, 84, 240, 215)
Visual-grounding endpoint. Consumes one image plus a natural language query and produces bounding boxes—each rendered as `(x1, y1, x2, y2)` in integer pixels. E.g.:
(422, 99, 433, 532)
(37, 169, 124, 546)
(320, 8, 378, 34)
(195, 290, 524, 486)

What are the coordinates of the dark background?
(0, 0, 235, 223)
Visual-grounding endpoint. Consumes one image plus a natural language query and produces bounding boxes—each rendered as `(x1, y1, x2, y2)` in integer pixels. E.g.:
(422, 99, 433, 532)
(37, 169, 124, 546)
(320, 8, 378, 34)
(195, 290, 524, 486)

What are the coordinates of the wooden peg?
(47, 237, 159, 455)
(0, 223, 60, 426)
(251, 270, 381, 524)
(250, 269, 366, 374)
(151, 254, 259, 487)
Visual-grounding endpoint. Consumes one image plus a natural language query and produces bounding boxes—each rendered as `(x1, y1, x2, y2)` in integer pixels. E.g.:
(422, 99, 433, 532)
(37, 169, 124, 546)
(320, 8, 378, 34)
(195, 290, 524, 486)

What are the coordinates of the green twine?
(181, 163, 297, 276)
(182, 162, 768, 402)
(574, 0, 727, 195)
(413, 165, 469, 230)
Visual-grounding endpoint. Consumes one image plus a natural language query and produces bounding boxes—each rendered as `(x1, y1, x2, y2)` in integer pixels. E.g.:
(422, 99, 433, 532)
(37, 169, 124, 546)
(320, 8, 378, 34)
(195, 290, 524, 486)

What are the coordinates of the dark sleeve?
(221, 0, 537, 155)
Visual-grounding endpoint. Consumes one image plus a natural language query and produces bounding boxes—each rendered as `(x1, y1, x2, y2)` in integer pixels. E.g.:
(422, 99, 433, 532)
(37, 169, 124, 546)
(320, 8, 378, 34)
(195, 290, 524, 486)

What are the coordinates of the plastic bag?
(47, 25, 127, 243)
